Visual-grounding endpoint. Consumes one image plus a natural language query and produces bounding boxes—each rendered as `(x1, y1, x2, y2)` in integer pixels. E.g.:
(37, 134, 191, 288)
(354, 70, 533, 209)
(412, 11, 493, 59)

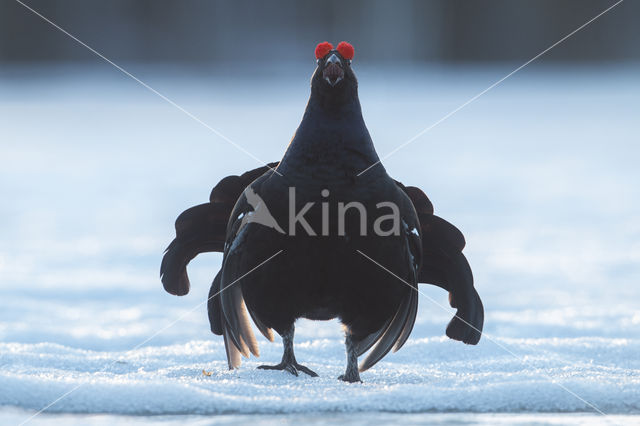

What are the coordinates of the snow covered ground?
(1, 63, 639, 424)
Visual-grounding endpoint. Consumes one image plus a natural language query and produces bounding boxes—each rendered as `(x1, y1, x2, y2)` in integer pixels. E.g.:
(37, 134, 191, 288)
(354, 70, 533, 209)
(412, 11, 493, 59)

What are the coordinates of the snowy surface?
(1, 63, 640, 424)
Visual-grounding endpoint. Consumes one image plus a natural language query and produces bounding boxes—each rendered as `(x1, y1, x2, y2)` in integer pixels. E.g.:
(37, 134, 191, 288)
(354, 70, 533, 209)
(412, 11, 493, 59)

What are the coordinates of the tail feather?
(443, 251, 483, 344)
(161, 237, 219, 296)
(160, 203, 228, 296)
(412, 209, 483, 345)
(161, 163, 279, 297)
(160, 240, 193, 296)
(420, 239, 484, 345)
(446, 287, 484, 345)
(208, 271, 224, 335)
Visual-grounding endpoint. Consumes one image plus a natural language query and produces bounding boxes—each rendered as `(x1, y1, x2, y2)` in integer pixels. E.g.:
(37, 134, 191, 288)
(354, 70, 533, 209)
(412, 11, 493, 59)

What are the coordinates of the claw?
(257, 324, 318, 377)
(338, 373, 362, 383)
(258, 362, 318, 377)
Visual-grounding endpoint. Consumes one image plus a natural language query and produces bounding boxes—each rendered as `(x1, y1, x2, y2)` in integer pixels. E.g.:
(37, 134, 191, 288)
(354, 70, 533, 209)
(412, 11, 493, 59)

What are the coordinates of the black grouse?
(161, 41, 483, 382)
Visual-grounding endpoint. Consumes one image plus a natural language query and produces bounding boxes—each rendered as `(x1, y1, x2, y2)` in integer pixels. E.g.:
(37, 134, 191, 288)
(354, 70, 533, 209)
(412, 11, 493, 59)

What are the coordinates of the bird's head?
(311, 41, 357, 102)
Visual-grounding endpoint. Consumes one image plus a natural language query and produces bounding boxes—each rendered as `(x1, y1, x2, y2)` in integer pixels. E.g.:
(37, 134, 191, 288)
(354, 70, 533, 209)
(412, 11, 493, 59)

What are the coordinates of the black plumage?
(161, 45, 483, 382)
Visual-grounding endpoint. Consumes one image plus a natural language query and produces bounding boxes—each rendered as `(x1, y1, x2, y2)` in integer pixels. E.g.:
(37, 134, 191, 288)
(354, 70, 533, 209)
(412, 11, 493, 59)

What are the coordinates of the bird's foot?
(338, 371, 362, 383)
(258, 361, 318, 377)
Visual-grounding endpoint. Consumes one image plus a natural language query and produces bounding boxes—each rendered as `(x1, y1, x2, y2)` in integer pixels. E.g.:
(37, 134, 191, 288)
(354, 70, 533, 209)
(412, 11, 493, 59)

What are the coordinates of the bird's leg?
(257, 324, 318, 377)
(338, 332, 362, 383)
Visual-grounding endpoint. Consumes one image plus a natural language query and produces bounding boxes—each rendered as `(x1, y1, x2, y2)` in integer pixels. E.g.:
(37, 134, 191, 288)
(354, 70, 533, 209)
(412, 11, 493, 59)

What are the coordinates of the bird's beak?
(323, 54, 344, 86)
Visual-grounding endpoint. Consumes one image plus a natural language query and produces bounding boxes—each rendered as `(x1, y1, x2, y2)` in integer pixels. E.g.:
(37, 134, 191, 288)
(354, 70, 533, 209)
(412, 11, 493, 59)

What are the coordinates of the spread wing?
(160, 163, 279, 296)
(397, 182, 484, 345)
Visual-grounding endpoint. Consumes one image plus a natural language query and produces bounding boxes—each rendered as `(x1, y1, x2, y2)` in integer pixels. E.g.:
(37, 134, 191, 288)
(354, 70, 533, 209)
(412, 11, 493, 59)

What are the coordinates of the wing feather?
(358, 291, 413, 372)
(393, 287, 418, 352)
(354, 319, 391, 357)
(223, 328, 242, 369)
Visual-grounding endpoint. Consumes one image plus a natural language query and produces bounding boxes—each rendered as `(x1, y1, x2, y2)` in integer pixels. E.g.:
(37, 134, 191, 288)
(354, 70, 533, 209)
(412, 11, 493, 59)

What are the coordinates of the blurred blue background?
(2, 0, 640, 64)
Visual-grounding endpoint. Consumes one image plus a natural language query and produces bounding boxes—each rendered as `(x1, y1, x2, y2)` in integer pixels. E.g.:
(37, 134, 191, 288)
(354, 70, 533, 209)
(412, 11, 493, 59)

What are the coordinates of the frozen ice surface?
(1, 63, 639, 424)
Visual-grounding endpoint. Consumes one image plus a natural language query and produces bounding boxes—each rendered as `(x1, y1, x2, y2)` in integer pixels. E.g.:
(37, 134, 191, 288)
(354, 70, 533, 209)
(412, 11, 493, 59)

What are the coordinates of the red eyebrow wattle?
(337, 41, 354, 60)
(315, 42, 334, 59)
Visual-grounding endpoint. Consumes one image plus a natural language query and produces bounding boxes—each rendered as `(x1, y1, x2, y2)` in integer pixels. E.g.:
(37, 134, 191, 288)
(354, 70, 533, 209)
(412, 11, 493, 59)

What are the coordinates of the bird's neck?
(277, 88, 385, 183)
